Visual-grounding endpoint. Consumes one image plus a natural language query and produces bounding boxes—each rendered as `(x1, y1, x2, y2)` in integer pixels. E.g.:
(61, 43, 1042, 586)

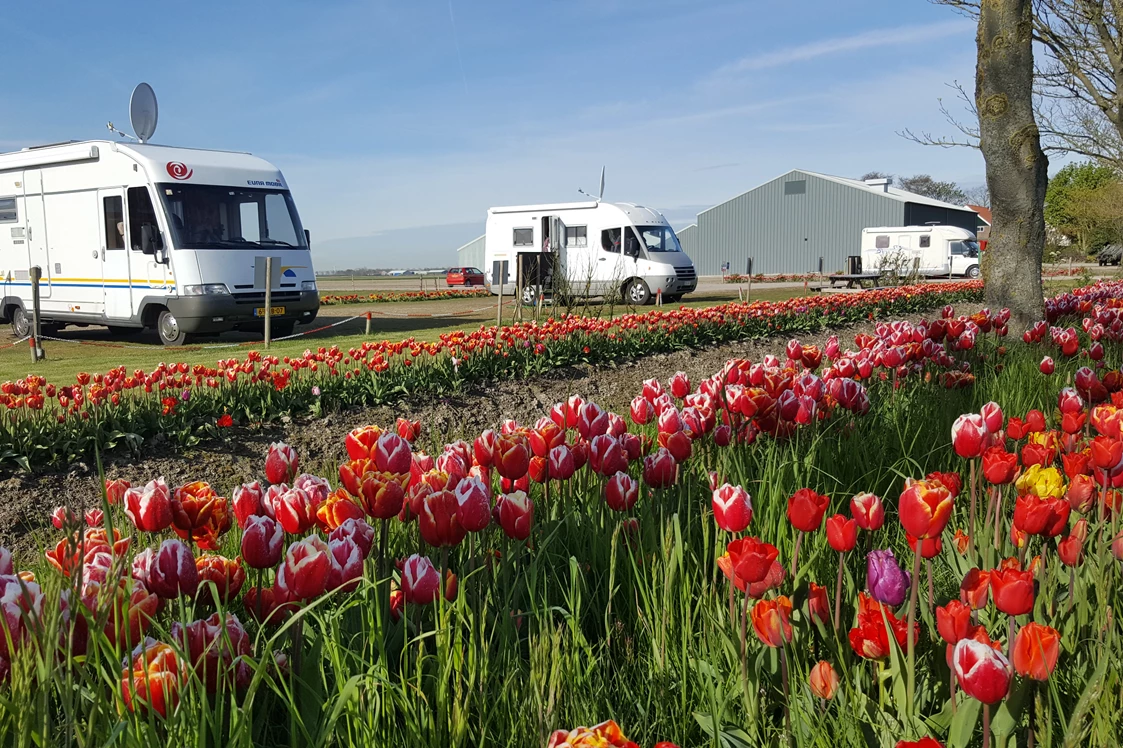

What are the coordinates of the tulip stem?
(992, 485, 1004, 555)
(906, 544, 921, 717)
(377, 519, 388, 583)
(969, 460, 978, 563)
(926, 559, 934, 619)
(780, 646, 792, 745)
(728, 575, 736, 633)
(950, 669, 956, 714)
(833, 551, 844, 631)
(739, 587, 751, 713)
(1068, 567, 1075, 613)
(791, 531, 803, 580)
(983, 703, 991, 748)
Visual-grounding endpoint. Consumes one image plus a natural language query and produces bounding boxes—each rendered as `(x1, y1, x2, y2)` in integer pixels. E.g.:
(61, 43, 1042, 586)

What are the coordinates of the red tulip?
(1091, 436, 1123, 471)
(232, 481, 265, 529)
(454, 477, 491, 532)
(329, 518, 375, 559)
(272, 486, 317, 535)
(712, 484, 753, 533)
(1012, 622, 1060, 681)
(401, 554, 440, 605)
(105, 478, 130, 505)
(906, 533, 942, 559)
(642, 448, 677, 489)
(548, 444, 576, 481)
(418, 490, 466, 547)
(124, 478, 174, 533)
(326, 536, 365, 593)
(787, 488, 830, 532)
(494, 434, 531, 481)
(982, 447, 1018, 485)
(807, 581, 829, 626)
(1013, 493, 1070, 537)
(146, 539, 199, 599)
(1039, 356, 1055, 375)
(809, 660, 839, 700)
(265, 441, 299, 484)
(959, 568, 990, 610)
(495, 491, 533, 541)
(344, 426, 381, 461)
(925, 471, 963, 498)
(898, 478, 953, 539)
(990, 565, 1034, 616)
(51, 505, 76, 530)
(669, 371, 691, 399)
(374, 433, 412, 475)
(1058, 387, 1084, 415)
(717, 537, 779, 588)
(473, 430, 498, 468)
(630, 396, 655, 425)
(396, 417, 421, 442)
(751, 596, 793, 647)
(1025, 409, 1047, 433)
(241, 515, 284, 569)
(1057, 518, 1087, 567)
(980, 401, 1004, 433)
(825, 514, 857, 552)
(1067, 473, 1097, 513)
(848, 593, 914, 660)
(276, 535, 331, 601)
(576, 401, 610, 441)
(604, 471, 639, 512)
(589, 434, 629, 477)
(936, 599, 972, 644)
(1062, 451, 1092, 479)
(850, 492, 884, 531)
(953, 637, 1012, 704)
(951, 413, 987, 459)
(195, 554, 246, 604)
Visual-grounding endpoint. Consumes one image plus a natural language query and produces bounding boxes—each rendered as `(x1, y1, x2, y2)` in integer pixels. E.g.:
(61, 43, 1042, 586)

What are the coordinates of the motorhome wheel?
(10, 307, 30, 338)
(966, 265, 980, 279)
(157, 309, 190, 346)
(626, 279, 652, 306)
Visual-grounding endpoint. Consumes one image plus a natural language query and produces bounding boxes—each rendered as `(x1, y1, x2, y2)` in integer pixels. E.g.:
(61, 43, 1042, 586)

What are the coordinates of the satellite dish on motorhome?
(598, 166, 605, 200)
(129, 83, 158, 143)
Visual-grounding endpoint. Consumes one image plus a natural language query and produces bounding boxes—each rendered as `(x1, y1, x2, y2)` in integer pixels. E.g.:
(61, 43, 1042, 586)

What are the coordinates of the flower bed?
(1, 288, 1121, 745)
(319, 288, 492, 305)
(0, 282, 982, 470)
(723, 272, 820, 283)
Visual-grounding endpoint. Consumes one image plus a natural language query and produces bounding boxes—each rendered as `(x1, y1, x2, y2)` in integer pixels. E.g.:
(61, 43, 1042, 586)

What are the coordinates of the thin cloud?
(714, 19, 973, 75)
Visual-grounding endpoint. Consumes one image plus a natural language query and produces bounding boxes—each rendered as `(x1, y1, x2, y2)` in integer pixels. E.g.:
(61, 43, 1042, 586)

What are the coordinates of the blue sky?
(2, 0, 990, 264)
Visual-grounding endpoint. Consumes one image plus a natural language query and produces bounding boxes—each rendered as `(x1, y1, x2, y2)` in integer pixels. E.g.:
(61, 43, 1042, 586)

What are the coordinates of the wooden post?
(365, 311, 372, 336)
(496, 261, 505, 327)
(29, 266, 43, 361)
(264, 257, 273, 349)
(351, 272, 355, 291)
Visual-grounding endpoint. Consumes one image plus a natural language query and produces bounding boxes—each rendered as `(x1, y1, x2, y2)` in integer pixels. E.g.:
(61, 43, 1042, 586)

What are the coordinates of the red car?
(446, 267, 485, 287)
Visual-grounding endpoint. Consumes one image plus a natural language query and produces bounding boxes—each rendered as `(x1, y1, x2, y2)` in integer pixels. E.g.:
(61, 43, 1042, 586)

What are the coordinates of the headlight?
(182, 284, 230, 296)
(302, 281, 317, 291)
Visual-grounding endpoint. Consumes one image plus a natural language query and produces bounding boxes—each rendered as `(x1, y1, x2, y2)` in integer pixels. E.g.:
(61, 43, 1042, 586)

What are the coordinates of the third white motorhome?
(860, 226, 981, 279)
(483, 200, 696, 305)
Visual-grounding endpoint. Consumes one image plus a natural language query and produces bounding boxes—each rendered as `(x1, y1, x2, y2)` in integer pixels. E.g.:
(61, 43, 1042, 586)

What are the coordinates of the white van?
(484, 201, 696, 305)
(860, 226, 981, 279)
(0, 140, 318, 345)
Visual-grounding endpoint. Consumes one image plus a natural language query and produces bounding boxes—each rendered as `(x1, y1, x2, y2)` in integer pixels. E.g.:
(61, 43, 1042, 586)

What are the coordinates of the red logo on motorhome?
(166, 161, 193, 180)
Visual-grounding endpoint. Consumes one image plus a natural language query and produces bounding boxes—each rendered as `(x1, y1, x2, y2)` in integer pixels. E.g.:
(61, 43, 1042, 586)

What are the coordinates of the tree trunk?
(976, 0, 1048, 329)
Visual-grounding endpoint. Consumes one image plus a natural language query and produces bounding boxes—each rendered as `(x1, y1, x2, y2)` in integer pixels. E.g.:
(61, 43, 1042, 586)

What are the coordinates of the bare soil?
(0, 304, 981, 556)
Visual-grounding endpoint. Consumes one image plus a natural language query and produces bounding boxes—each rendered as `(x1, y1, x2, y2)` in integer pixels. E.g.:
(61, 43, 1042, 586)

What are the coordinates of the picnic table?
(811, 272, 885, 291)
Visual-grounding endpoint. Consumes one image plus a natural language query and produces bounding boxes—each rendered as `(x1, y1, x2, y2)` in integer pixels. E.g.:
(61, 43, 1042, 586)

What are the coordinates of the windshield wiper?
(258, 239, 295, 247)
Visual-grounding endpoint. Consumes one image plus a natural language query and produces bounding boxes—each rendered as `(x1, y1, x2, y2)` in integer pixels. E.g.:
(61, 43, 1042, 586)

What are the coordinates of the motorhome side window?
(103, 196, 125, 250)
(601, 228, 621, 253)
(0, 198, 16, 223)
(127, 187, 159, 253)
(920, 235, 930, 248)
(513, 228, 533, 247)
(875, 235, 890, 249)
(565, 225, 587, 247)
(950, 241, 967, 256)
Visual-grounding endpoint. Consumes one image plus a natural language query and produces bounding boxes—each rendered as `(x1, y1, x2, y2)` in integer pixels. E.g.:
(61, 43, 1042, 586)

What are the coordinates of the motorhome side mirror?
(304, 229, 312, 248)
(140, 224, 157, 255)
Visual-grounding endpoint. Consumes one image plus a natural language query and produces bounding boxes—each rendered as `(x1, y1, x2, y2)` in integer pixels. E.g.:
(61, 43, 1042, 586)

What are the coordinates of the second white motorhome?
(860, 226, 981, 279)
(483, 201, 696, 305)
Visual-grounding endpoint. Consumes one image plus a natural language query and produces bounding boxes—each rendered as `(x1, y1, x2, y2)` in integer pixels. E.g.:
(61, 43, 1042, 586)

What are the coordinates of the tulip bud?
(867, 548, 909, 606)
(951, 413, 987, 459)
(375, 433, 412, 475)
(124, 478, 174, 533)
(1012, 622, 1060, 681)
(629, 396, 655, 425)
(396, 417, 421, 442)
(232, 481, 265, 529)
(1058, 387, 1084, 415)
(265, 442, 299, 485)
(454, 477, 491, 533)
(787, 488, 830, 533)
(1040, 356, 1055, 375)
(990, 565, 1034, 616)
(195, 554, 246, 604)
(953, 638, 1013, 704)
(809, 661, 839, 700)
(241, 515, 284, 569)
(825, 514, 858, 553)
(418, 490, 466, 547)
(274, 487, 318, 535)
(401, 554, 441, 605)
(751, 596, 793, 647)
(576, 401, 610, 441)
(980, 401, 1003, 433)
(329, 517, 375, 558)
(807, 581, 829, 626)
(850, 493, 884, 531)
(276, 535, 331, 601)
(105, 478, 131, 505)
(712, 484, 753, 533)
(604, 471, 639, 512)
(326, 536, 365, 593)
(495, 491, 533, 541)
(147, 539, 199, 599)
(669, 371, 691, 400)
(642, 448, 676, 489)
(899, 478, 954, 539)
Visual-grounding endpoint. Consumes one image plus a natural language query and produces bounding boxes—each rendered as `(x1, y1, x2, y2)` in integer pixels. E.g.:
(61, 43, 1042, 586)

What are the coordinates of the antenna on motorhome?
(106, 122, 138, 141)
(577, 166, 607, 203)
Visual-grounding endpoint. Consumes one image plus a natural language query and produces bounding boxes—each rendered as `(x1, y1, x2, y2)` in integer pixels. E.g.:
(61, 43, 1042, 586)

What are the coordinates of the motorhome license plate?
(254, 306, 286, 317)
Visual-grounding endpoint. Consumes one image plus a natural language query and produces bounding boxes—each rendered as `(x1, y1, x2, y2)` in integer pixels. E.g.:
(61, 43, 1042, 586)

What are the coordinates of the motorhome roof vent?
(864, 177, 892, 192)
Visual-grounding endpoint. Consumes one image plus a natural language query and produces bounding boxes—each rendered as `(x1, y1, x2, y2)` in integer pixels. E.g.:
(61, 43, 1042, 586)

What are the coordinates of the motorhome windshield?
(951, 239, 980, 258)
(635, 225, 682, 253)
(158, 184, 307, 250)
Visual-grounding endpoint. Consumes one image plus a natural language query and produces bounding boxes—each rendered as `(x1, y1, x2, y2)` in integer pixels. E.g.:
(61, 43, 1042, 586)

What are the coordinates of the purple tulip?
(867, 548, 910, 607)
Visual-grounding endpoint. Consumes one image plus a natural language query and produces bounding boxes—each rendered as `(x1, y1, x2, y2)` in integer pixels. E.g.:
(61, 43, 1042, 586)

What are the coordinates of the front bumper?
(167, 291, 320, 333)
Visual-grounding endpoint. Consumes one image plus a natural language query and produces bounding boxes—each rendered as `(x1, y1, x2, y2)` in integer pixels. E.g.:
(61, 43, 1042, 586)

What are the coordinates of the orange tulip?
(121, 642, 186, 718)
(751, 596, 793, 647)
(809, 660, 839, 700)
(1011, 622, 1060, 681)
(171, 481, 231, 550)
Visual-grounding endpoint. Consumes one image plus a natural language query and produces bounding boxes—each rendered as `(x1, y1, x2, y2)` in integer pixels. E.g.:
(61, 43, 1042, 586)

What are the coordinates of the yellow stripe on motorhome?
(51, 277, 176, 284)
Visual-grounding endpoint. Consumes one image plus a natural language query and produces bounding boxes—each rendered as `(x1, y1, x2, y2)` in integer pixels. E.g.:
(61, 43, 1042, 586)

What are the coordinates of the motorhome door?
(21, 170, 50, 297)
(595, 226, 626, 297)
(98, 189, 133, 319)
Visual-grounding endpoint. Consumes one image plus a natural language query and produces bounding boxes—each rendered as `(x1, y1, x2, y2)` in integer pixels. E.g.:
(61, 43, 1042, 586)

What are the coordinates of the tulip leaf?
(947, 697, 981, 748)
(693, 712, 754, 748)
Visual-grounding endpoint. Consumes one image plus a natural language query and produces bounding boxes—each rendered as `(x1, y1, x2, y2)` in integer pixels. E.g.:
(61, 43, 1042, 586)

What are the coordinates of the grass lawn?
(0, 287, 802, 382)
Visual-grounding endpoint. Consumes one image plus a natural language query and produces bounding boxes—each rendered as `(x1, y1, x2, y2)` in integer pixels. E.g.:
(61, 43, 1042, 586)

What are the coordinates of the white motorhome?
(483, 201, 696, 305)
(0, 140, 318, 345)
(860, 226, 981, 279)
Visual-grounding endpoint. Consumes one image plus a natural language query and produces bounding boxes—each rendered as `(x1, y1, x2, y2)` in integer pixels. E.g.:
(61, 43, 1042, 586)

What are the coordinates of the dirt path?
(0, 303, 981, 555)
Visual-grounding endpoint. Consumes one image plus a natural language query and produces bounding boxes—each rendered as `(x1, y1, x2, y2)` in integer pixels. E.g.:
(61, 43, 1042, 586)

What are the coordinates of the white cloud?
(711, 19, 974, 76)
